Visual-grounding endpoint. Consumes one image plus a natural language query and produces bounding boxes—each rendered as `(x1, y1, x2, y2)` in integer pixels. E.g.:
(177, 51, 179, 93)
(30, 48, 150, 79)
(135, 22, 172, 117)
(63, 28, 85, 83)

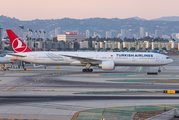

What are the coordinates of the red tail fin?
(6, 29, 32, 53)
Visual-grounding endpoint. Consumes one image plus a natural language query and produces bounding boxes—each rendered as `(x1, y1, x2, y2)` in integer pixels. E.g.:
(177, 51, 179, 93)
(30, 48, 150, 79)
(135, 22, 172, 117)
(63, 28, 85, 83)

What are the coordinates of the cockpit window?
(166, 57, 171, 59)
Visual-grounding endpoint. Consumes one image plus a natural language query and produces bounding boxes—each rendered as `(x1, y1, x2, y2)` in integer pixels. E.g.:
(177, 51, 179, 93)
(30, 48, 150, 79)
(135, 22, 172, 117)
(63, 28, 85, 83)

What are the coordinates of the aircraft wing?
(6, 53, 26, 57)
(62, 55, 101, 65)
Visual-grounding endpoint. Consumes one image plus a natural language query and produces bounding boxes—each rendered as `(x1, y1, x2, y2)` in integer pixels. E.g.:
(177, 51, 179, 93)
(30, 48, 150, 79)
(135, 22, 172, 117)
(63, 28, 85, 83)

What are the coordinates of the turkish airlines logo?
(12, 38, 27, 53)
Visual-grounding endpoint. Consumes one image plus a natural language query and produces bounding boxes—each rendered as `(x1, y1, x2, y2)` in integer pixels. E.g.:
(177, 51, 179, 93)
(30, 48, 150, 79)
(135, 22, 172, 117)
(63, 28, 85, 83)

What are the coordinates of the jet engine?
(98, 61, 115, 70)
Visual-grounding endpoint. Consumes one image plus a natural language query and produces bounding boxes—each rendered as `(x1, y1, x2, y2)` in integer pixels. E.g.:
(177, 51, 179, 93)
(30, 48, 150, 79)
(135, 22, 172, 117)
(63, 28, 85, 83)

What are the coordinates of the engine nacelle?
(98, 61, 115, 70)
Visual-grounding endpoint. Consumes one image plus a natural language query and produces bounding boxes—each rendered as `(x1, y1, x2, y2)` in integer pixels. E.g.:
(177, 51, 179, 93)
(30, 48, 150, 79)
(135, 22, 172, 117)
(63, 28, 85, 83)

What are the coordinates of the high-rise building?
(106, 31, 112, 38)
(121, 29, 126, 39)
(0, 27, 2, 41)
(171, 33, 177, 39)
(93, 32, 96, 38)
(86, 30, 90, 38)
(126, 30, 131, 38)
(55, 27, 61, 37)
(0, 27, 3, 50)
(146, 32, 150, 37)
(176, 33, 179, 39)
(140, 27, 146, 38)
(155, 30, 162, 38)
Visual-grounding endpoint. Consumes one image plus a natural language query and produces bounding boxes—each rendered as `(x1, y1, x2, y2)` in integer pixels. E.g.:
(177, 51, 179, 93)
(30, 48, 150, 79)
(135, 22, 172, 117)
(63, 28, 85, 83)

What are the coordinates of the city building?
(168, 40, 178, 50)
(126, 30, 132, 38)
(155, 30, 162, 38)
(0, 27, 3, 50)
(92, 41, 100, 49)
(151, 41, 177, 50)
(123, 41, 135, 50)
(143, 41, 150, 49)
(176, 33, 179, 39)
(57, 32, 86, 42)
(86, 30, 90, 38)
(121, 29, 126, 39)
(99, 42, 105, 49)
(55, 27, 61, 37)
(106, 31, 112, 38)
(171, 33, 177, 39)
(48, 30, 55, 39)
(69, 42, 74, 49)
(162, 35, 170, 39)
(101, 41, 120, 50)
(123, 41, 150, 50)
(132, 34, 137, 38)
(80, 41, 88, 49)
(140, 27, 146, 38)
(146, 32, 150, 37)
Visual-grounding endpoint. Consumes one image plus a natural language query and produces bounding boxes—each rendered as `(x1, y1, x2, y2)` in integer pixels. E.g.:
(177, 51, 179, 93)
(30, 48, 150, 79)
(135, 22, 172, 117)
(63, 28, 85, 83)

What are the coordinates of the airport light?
(19, 25, 24, 41)
(39, 30, 42, 51)
(19, 25, 24, 69)
(34, 30, 37, 51)
(43, 31, 46, 51)
(27, 29, 33, 49)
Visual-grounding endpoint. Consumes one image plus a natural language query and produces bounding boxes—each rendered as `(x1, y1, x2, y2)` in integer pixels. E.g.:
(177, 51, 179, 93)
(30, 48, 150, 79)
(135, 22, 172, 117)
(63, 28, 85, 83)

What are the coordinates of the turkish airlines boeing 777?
(6, 29, 173, 72)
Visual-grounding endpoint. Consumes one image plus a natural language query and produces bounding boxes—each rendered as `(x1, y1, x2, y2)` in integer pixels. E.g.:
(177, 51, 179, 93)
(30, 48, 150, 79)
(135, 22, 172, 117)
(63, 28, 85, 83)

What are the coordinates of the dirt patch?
(133, 109, 170, 120)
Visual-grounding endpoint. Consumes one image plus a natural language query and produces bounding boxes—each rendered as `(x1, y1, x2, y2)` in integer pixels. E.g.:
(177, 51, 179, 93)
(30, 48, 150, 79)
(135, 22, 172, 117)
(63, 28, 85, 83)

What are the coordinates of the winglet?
(6, 29, 32, 53)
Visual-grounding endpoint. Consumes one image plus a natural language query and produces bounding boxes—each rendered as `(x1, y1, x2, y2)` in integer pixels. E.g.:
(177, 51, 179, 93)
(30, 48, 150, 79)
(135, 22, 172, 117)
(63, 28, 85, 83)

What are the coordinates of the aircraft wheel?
(158, 70, 161, 73)
(89, 69, 93, 72)
(82, 69, 86, 72)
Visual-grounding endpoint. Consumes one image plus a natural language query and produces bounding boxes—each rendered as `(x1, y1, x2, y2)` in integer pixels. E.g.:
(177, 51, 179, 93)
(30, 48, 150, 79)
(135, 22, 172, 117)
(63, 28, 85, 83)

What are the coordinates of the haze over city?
(0, 0, 179, 20)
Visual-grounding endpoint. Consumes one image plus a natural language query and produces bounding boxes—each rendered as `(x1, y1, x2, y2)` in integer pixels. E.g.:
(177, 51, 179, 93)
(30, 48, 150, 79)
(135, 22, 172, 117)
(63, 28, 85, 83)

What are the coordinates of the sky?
(0, 0, 179, 21)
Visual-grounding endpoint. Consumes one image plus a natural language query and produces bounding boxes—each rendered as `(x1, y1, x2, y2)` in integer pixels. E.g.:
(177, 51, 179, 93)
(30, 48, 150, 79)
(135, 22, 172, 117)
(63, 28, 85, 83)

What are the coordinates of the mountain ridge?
(1, 15, 179, 38)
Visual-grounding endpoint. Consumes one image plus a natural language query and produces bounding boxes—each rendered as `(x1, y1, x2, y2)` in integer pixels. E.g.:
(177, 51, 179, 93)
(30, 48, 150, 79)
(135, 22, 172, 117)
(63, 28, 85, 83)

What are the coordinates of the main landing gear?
(158, 66, 161, 73)
(82, 69, 93, 72)
(82, 63, 93, 72)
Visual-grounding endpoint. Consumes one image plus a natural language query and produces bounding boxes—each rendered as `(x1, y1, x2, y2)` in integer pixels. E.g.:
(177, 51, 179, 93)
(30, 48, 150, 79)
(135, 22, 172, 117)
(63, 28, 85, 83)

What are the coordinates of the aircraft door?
(132, 57, 135, 61)
(34, 54, 38, 60)
(156, 56, 159, 62)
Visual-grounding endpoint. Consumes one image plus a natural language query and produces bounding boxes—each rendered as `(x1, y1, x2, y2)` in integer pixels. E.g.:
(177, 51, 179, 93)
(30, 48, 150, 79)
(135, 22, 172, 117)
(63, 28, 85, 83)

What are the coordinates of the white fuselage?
(6, 51, 173, 67)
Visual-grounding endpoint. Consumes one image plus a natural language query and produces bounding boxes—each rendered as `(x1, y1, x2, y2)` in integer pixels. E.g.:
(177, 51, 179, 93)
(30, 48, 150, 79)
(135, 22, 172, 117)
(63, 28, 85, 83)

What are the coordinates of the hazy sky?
(0, 0, 179, 20)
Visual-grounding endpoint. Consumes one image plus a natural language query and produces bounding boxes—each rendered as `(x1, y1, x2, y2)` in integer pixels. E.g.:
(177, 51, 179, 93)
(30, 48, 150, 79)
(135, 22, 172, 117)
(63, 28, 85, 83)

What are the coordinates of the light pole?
(34, 30, 37, 51)
(19, 25, 24, 69)
(19, 25, 24, 40)
(30, 29, 33, 49)
(39, 30, 41, 51)
(27, 28, 33, 49)
(43, 31, 46, 51)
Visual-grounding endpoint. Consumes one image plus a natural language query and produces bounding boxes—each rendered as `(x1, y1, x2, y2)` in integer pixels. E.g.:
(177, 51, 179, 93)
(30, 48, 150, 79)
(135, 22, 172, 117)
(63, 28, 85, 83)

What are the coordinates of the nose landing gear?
(158, 67, 161, 73)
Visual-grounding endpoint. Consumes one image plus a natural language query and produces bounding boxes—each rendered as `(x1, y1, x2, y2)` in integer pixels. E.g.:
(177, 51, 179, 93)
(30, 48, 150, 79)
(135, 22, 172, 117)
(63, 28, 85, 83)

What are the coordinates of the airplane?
(6, 29, 173, 73)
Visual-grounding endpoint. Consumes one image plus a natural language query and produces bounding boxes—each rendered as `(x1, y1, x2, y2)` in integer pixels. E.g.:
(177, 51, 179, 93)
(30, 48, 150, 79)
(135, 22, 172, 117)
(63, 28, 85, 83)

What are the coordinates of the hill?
(1, 15, 179, 38)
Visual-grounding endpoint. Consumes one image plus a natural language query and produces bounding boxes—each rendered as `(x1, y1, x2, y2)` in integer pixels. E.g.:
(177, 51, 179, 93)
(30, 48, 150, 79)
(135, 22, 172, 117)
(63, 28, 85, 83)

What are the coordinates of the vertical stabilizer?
(6, 29, 32, 53)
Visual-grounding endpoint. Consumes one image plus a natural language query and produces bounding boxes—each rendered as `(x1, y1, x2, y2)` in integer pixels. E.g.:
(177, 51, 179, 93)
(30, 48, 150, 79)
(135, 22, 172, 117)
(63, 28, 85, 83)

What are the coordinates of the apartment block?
(80, 41, 88, 49)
